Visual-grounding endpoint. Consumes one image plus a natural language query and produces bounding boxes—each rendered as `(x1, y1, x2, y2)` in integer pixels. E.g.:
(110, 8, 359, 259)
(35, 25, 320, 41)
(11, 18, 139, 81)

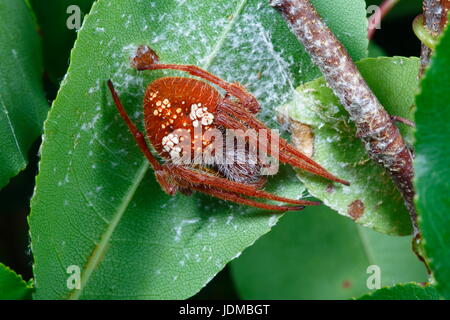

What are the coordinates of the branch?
(424, 0, 448, 34)
(391, 115, 416, 128)
(419, 0, 450, 75)
(269, 0, 419, 236)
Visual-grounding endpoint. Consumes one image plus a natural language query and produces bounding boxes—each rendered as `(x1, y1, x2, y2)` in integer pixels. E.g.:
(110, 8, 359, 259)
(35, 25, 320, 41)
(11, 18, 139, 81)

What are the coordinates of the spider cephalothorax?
(107, 63, 349, 212)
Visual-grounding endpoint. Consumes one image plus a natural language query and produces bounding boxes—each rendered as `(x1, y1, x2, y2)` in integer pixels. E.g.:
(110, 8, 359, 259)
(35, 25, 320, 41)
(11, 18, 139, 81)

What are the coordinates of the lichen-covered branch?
(420, 0, 450, 75)
(269, 0, 419, 235)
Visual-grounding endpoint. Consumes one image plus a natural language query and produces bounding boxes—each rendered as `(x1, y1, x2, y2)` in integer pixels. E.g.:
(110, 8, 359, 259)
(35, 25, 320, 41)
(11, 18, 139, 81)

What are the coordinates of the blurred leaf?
(0, 263, 33, 300)
(357, 283, 439, 300)
(415, 26, 450, 300)
(368, 42, 386, 57)
(279, 57, 419, 235)
(29, 0, 96, 83)
(0, 0, 48, 190)
(231, 205, 428, 300)
(29, 0, 368, 299)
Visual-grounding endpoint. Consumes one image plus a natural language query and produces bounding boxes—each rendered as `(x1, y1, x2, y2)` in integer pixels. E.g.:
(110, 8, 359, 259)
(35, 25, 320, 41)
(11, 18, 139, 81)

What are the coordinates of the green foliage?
(415, 26, 450, 300)
(0, 263, 33, 300)
(368, 42, 386, 57)
(357, 283, 439, 300)
(29, 0, 96, 83)
(280, 57, 419, 235)
(231, 205, 427, 300)
(0, 0, 48, 190)
(29, 0, 369, 299)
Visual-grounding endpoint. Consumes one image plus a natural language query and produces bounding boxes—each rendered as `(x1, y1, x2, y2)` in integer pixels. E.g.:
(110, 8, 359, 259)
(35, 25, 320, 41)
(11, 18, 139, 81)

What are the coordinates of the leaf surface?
(357, 283, 439, 300)
(279, 57, 419, 235)
(415, 26, 450, 299)
(0, 0, 48, 189)
(231, 205, 428, 299)
(0, 263, 33, 300)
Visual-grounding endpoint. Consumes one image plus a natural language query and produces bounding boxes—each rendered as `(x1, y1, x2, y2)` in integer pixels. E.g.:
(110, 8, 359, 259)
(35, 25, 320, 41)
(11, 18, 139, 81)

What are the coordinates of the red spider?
(107, 63, 349, 212)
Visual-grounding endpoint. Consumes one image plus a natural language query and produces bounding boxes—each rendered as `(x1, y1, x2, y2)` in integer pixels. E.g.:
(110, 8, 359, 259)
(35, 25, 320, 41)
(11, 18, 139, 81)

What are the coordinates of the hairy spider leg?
(218, 99, 350, 186)
(215, 104, 350, 186)
(170, 165, 320, 206)
(136, 64, 260, 113)
(190, 184, 306, 212)
(215, 112, 331, 178)
(107, 80, 176, 195)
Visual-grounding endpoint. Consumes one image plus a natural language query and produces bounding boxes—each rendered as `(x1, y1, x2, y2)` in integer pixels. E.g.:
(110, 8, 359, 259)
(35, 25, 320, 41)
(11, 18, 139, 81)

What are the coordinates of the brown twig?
(270, 0, 419, 237)
(368, 0, 401, 39)
(420, 0, 450, 75)
(391, 115, 416, 128)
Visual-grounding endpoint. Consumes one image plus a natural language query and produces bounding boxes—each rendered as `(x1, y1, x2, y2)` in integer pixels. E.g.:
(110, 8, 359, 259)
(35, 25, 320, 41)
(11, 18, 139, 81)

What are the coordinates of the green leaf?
(368, 42, 386, 58)
(310, 0, 368, 61)
(279, 57, 419, 235)
(357, 283, 439, 300)
(0, 0, 48, 190)
(231, 205, 428, 300)
(0, 263, 33, 300)
(29, 0, 368, 299)
(415, 26, 450, 300)
(29, 0, 96, 83)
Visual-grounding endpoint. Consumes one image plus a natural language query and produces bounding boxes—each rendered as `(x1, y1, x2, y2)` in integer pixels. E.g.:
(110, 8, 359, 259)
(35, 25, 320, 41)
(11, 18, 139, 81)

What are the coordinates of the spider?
(107, 63, 349, 212)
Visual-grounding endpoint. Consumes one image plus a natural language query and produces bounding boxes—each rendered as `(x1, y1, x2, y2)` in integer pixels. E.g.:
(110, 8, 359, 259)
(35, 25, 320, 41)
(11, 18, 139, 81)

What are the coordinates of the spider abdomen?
(216, 147, 266, 188)
(144, 77, 221, 160)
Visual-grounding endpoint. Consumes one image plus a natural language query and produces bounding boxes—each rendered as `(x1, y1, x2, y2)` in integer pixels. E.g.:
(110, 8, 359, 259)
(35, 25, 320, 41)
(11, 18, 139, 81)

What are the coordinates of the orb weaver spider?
(107, 63, 349, 212)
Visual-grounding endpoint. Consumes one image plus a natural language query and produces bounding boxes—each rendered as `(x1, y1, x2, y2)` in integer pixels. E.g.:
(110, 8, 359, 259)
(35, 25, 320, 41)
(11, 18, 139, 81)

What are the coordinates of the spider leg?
(216, 112, 336, 183)
(190, 184, 305, 212)
(136, 63, 260, 113)
(217, 100, 350, 186)
(170, 165, 320, 206)
(107, 80, 177, 195)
